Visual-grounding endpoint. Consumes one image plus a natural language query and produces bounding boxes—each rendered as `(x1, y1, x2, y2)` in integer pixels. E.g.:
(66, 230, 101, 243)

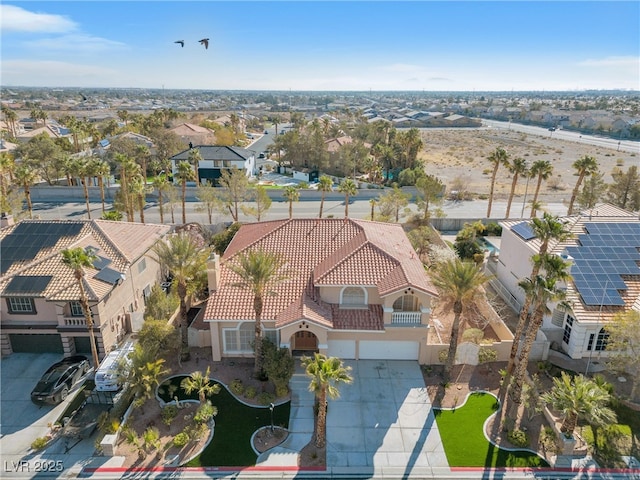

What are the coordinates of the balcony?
(63, 317, 87, 326)
(391, 311, 421, 325)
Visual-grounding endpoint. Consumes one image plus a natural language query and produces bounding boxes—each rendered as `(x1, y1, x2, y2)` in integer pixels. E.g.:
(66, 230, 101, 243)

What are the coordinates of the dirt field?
(418, 128, 637, 202)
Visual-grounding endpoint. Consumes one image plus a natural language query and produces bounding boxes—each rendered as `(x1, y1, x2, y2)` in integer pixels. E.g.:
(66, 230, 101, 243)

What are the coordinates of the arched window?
(393, 295, 419, 312)
(341, 287, 366, 306)
(223, 322, 278, 353)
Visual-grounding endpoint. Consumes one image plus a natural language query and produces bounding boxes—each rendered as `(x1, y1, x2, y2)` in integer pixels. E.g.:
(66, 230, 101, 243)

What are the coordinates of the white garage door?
(359, 340, 419, 360)
(327, 340, 356, 359)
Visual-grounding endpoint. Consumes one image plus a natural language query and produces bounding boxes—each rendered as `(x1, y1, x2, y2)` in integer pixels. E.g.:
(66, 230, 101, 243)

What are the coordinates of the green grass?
(434, 392, 548, 468)
(158, 376, 290, 467)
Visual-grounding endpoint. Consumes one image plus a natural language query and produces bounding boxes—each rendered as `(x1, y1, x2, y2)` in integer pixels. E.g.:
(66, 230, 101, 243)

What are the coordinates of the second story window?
(138, 258, 147, 274)
(70, 301, 84, 317)
(341, 287, 366, 306)
(7, 297, 36, 314)
(393, 294, 419, 312)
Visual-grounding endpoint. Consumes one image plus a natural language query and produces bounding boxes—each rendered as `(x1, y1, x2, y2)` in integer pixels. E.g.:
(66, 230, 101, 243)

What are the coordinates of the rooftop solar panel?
(4, 275, 52, 295)
(512, 222, 536, 241)
(92, 256, 112, 270)
(95, 267, 124, 285)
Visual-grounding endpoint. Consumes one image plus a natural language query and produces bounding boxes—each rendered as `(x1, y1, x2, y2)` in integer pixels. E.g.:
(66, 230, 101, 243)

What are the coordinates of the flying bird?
(199, 38, 209, 50)
(174, 40, 185, 47)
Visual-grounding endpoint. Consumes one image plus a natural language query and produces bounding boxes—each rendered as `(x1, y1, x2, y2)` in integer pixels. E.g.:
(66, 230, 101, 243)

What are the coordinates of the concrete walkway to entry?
(257, 360, 449, 477)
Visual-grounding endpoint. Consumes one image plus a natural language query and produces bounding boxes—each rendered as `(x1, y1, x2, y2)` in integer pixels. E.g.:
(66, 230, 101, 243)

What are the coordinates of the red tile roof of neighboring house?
(204, 218, 437, 330)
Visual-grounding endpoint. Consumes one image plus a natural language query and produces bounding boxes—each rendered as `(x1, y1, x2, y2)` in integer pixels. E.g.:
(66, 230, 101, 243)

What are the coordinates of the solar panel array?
(0, 222, 84, 275)
(512, 222, 536, 241)
(567, 222, 640, 306)
(4, 275, 53, 295)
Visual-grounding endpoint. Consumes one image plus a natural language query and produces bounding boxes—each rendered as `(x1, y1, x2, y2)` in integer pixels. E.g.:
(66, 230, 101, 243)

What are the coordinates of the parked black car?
(31, 355, 90, 405)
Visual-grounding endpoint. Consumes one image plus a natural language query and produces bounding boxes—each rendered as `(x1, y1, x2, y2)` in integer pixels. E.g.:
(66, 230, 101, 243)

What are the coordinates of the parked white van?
(94, 342, 134, 392)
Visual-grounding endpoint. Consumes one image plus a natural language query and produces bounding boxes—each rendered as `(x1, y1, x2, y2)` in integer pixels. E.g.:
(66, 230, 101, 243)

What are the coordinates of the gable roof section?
(0, 220, 170, 302)
(204, 219, 437, 328)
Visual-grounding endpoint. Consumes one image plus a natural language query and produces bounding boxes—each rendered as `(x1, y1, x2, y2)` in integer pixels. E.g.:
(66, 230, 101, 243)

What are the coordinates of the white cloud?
(25, 34, 127, 53)
(0, 5, 76, 33)
(577, 56, 639, 68)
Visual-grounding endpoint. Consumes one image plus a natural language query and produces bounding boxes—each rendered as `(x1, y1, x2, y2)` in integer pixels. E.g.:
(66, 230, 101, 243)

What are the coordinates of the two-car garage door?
(327, 340, 419, 360)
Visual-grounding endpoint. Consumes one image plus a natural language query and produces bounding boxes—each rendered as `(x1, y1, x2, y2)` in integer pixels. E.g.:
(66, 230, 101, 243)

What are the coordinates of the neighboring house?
(16, 125, 64, 143)
(203, 218, 439, 362)
(494, 204, 640, 361)
(170, 145, 256, 185)
(0, 219, 171, 361)
(169, 123, 216, 146)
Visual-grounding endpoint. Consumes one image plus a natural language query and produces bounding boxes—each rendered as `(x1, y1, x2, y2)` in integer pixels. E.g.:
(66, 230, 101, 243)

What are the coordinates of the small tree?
(143, 284, 179, 321)
(181, 366, 221, 403)
(241, 185, 272, 221)
(262, 338, 295, 396)
(606, 310, 640, 401)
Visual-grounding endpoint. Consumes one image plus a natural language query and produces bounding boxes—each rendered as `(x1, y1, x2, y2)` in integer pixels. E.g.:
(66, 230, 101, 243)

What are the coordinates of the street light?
(269, 402, 274, 432)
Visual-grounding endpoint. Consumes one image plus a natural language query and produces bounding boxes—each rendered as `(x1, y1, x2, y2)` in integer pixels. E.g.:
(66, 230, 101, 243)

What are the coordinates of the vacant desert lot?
(418, 128, 637, 203)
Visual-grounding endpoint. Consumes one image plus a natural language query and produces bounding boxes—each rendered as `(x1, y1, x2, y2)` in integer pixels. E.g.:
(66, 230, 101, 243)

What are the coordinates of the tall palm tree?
(506, 214, 572, 376)
(61, 247, 100, 369)
(337, 178, 357, 218)
(152, 233, 210, 359)
(14, 164, 38, 219)
(504, 157, 528, 218)
(486, 147, 509, 218)
(72, 157, 92, 219)
(509, 255, 570, 412)
(130, 174, 152, 224)
(529, 160, 553, 217)
(153, 174, 171, 224)
(1, 105, 19, 138)
(90, 158, 111, 214)
(317, 175, 333, 218)
(180, 366, 220, 403)
(175, 160, 195, 224)
(283, 186, 299, 219)
(0, 152, 15, 209)
(115, 153, 139, 222)
(135, 144, 151, 186)
(541, 372, 617, 439)
(226, 249, 289, 377)
(567, 155, 599, 215)
(430, 259, 490, 381)
(187, 147, 203, 185)
(302, 353, 353, 448)
(271, 114, 282, 136)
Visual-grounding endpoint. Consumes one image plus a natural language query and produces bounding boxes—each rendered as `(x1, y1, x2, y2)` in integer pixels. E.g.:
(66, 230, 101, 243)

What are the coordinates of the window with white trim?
(341, 287, 366, 306)
(70, 301, 84, 317)
(562, 314, 574, 344)
(7, 297, 36, 314)
(223, 322, 278, 354)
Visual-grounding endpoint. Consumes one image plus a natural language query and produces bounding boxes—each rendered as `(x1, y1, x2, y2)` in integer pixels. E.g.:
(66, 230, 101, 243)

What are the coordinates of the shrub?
(31, 436, 49, 450)
(229, 379, 244, 396)
(257, 392, 276, 405)
(173, 432, 189, 448)
(275, 384, 289, 398)
(194, 401, 216, 424)
(508, 429, 530, 448)
(244, 386, 257, 399)
(462, 328, 484, 344)
(161, 405, 178, 426)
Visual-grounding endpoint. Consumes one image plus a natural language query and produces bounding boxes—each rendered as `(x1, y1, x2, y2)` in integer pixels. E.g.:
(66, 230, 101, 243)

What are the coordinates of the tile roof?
(204, 219, 437, 331)
(171, 145, 252, 162)
(0, 219, 170, 302)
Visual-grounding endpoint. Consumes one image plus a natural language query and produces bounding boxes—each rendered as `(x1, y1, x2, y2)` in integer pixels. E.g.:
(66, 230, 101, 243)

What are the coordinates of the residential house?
(203, 218, 439, 362)
(170, 145, 256, 185)
(493, 204, 640, 361)
(0, 219, 171, 362)
(169, 123, 216, 146)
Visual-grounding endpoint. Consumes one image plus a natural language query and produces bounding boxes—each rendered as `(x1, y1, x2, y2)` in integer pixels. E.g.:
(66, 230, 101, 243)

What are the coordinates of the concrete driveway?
(0, 353, 86, 456)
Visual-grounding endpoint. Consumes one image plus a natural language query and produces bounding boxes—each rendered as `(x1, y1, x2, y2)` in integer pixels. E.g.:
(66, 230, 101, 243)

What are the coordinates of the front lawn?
(158, 376, 290, 467)
(434, 392, 548, 468)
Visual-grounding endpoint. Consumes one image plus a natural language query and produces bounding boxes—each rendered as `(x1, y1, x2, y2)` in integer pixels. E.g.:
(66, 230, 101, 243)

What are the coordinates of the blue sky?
(1, 1, 638, 91)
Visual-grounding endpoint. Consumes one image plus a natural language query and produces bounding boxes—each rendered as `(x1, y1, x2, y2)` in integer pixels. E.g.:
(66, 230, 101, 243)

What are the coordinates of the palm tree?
(152, 233, 210, 359)
(337, 179, 357, 218)
(504, 157, 528, 218)
(529, 160, 553, 217)
(187, 147, 203, 185)
(152, 174, 171, 224)
(317, 175, 333, 218)
(506, 214, 572, 376)
(115, 153, 139, 222)
(130, 174, 152, 224)
(180, 366, 221, 403)
(283, 186, 299, 219)
(541, 372, 617, 440)
(135, 144, 151, 186)
(567, 155, 599, 215)
(72, 157, 92, 219)
(0, 152, 15, 210)
(302, 353, 353, 448)
(271, 114, 282, 136)
(61, 247, 101, 369)
(14, 164, 38, 219)
(90, 158, 111, 214)
(226, 249, 289, 377)
(1, 105, 19, 138)
(175, 160, 195, 224)
(486, 147, 509, 218)
(123, 344, 170, 409)
(430, 259, 490, 381)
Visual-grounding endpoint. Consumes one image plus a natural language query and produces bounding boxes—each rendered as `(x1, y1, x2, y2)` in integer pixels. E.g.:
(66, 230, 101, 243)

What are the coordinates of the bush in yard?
(229, 379, 244, 396)
(508, 429, 529, 448)
(194, 401, 217, 424)
(244, 385, 257, 399)
(257, 392, 276, 405)
(275, 384, 289, 398)
(161, 405, 178, 425)
(31, 436, 49, 450)
(173, 432, 189, 448)
(262, 338, 295, 395)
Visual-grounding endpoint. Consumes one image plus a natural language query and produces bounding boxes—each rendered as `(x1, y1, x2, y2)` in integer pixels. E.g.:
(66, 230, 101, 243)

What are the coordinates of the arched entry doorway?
(291, 331, 319, 356)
